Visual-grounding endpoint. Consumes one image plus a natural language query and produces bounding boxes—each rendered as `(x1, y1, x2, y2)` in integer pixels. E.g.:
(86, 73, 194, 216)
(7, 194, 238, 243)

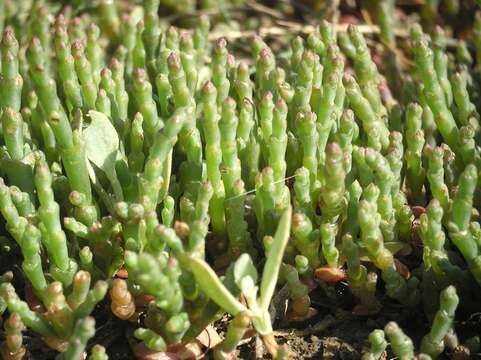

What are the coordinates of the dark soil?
(15, 292, 481, 359)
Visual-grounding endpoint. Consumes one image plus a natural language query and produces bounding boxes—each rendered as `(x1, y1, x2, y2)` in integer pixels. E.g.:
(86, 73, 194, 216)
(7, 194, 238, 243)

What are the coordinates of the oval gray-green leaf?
(83, 111, 119, 171)
(233, 253, 258, 289)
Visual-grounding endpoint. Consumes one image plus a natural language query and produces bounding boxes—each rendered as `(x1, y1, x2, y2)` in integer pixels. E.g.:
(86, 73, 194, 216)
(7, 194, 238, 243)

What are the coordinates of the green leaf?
(259, 206, 292, 311)
(84, 111, 119, 170)
(190, 257, 247, 316)
(233, 254, 258, 289)
(359, 241, 411, 261)
(83, 111, 123, 200)
(234, 254, 259, 303)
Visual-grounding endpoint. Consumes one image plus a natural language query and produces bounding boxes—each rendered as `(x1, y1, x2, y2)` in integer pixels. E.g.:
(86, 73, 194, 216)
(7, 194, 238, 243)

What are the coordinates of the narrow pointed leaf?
(190, 257, 247, 316)
(259, 206, 292, 310)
